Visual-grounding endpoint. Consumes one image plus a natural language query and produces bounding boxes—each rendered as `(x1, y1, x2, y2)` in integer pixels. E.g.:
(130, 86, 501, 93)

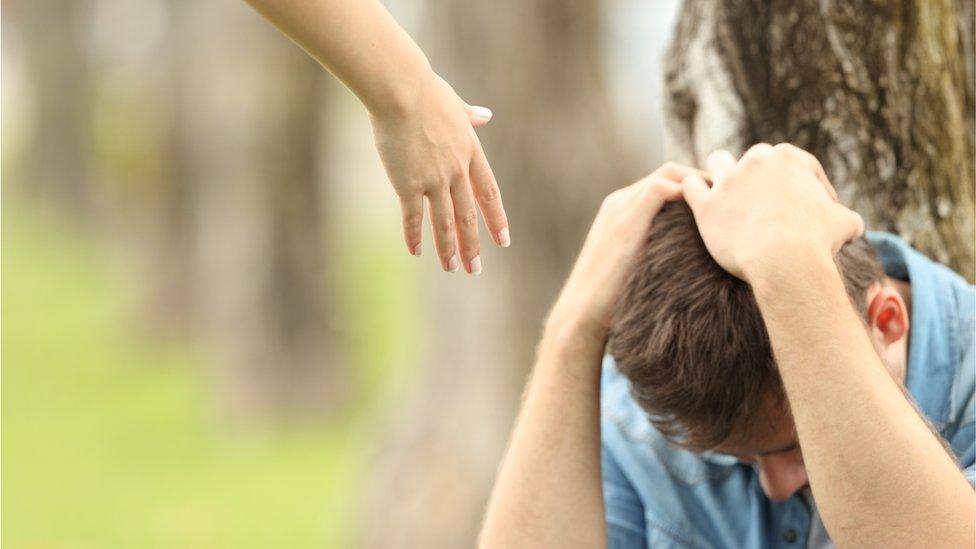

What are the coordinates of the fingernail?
(412, 243, 422, 257)
(448, 254, 460, 273)
(471, 106, 493, 120)
(470, 256, 482, 275)
(497, 228, 511, 247)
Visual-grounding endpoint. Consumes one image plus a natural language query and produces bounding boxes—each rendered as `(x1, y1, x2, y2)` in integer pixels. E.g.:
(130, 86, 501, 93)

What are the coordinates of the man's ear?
(866, 286, 909, 346)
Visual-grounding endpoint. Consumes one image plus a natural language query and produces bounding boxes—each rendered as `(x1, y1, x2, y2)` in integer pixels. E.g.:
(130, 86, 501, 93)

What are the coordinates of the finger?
(681, 174, 711, 211)
(450, 175, 482, 275)
(641, 177, 683, 211)
(830, 204, 866, 250)
(705, 150, 737, 185)
(788, 146, 840, 203)
(427, 190, 460, 272)
(399, 196, 425, 256)
(466, 105, 493, 128)
(470, 142, 510, 247)
(739, 142, 773, 165)
(653, 162, 712, 185)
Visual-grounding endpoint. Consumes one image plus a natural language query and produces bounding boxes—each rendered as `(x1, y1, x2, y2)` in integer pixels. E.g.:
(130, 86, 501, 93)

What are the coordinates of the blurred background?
(2, 0, 683, 546)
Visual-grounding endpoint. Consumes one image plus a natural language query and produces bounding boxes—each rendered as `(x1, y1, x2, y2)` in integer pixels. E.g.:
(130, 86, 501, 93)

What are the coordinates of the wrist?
(544, 303, 609, 354)
(742, 244, 835, 288)
(363, 59, 437, 120)
(748, 247, 842, 305)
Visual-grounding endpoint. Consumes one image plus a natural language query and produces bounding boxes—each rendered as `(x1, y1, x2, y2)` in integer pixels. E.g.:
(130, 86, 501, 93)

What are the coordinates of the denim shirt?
(601, 232, 976, 548)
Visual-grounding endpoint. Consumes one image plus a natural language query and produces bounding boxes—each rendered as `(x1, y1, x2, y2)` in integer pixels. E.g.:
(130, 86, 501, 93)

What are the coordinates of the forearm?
(243, 0, 433, 116)
(750, 253, 975, 547)
(478, 311, 607, 549)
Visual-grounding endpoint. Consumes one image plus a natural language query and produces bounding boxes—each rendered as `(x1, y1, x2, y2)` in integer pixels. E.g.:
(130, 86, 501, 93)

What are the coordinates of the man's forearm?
(749, 252, 975, 547)
(243, 0, 433, 116)
(478, 311, 607, 549)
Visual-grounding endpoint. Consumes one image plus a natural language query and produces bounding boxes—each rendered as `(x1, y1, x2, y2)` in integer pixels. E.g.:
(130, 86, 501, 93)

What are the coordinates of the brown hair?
(608, 201, 883, 451)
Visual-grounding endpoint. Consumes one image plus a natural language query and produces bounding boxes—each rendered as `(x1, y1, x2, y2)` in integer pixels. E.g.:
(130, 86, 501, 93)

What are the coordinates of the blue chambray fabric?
(601, 232, 976, 548)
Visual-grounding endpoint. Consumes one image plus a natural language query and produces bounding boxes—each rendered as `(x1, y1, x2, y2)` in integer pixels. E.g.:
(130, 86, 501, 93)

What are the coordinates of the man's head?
(609, 201, 910, 501)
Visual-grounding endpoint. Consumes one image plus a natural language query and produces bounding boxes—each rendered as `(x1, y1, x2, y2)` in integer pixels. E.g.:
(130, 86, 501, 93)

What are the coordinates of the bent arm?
(243, 0, 433, 116)
(478, 167, 690, 547)
(750, 254, 975, 548)
(478, 313, 608, 549)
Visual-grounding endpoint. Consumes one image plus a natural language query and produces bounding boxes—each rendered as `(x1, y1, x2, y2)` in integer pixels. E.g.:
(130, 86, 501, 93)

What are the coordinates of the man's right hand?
(480, 161, 706, 549)
(548, 163, 706, 341)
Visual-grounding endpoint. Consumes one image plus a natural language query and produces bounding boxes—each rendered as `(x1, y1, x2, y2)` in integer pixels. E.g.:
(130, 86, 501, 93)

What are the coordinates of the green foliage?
(0, 198, 395, 548)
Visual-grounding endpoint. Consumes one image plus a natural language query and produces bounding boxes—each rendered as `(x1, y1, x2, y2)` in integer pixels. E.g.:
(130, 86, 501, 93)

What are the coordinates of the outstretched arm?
(244, 0, 509, 273)
(684, 144, 975, 548)
(479, 164, 702, 548)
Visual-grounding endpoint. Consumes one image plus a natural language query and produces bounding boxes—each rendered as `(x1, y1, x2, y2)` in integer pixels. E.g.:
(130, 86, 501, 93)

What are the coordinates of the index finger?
(705, 150, 737, 186)
(651, 162, 712, 185)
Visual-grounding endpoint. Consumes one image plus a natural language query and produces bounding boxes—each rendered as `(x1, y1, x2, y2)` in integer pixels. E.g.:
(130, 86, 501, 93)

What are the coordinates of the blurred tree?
(360, 1, 633, 547)
(664, 0, 975, 280)
(12, 0, 93, 218)
(9, 0, 346, 426)
(159, 0, 344, 426)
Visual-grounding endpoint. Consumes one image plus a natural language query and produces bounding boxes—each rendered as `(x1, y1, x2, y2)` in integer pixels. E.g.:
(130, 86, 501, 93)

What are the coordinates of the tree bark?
(664, 0, 975, 280)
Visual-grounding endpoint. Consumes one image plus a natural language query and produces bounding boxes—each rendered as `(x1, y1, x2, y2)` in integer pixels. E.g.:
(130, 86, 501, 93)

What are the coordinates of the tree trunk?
(359, 2, 631, 547)
(664, 0, 975, 280)
(13, 0, 93, 219)
(171, 0, 343, 426)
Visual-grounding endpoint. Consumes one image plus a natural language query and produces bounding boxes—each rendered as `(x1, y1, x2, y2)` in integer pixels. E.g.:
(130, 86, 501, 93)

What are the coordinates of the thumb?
(830, 204, 866, 251)
(467, 105, 493, 127)
(681, 174, 711, 211)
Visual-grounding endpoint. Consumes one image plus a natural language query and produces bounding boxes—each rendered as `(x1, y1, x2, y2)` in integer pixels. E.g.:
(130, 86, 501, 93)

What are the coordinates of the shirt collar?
(867, 231, 959, 430)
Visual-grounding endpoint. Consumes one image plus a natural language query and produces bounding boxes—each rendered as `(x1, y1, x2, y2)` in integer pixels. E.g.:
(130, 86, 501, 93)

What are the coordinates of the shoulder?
(868, 232, 976, 475)
(601, 356, 753, 546)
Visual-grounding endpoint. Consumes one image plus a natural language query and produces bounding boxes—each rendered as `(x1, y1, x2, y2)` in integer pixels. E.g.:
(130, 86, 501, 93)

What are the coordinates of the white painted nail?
(448, 254, 460, 273)
(413, 243, 422, 257)
(470, 256, 482, 275)
(470, 106, 493, 120)
(497, 228, 511, 247)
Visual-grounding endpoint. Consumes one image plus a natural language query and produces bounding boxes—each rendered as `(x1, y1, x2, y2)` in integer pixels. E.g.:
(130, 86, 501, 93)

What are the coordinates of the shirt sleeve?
(603, 442, 647, 549)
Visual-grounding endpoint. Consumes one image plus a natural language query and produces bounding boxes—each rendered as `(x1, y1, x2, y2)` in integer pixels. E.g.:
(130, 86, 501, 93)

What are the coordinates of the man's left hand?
(682, 143, 864, 285)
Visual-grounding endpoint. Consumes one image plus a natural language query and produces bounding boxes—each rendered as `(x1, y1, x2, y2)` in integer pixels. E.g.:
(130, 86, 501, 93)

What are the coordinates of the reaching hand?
(682, 143, 864, 283)
(550, 163, 705, 339)
(369, 75, 509, 275)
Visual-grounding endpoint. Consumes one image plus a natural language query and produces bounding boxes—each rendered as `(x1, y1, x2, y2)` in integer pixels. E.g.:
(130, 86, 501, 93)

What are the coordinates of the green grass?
(1, 198, 414, 548)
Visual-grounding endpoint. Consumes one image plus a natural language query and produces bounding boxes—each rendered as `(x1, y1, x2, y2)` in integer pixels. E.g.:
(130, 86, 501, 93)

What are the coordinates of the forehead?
(708, 395, 798, 456)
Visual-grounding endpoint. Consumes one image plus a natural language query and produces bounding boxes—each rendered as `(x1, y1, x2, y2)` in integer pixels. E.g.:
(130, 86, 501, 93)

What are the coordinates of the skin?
(686, 144, 974, 546)
(244, 0, 510, 274)
(715, 277, 909, 501)
(479, 145, 975, 548)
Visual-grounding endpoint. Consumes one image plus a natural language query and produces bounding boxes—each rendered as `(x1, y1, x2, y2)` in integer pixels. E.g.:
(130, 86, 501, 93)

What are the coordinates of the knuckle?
(480, 180, 501, 203)
(449, 163, 467, 181)
(644, 179, 665, 194)
(660, 161, 679, 173)
(460, 208, 478, 229)
(437, 216, 455, 234)
(773, 142, 798, 156)
(395, 181, 423, 198)
(747, 142, 771, 156)
(402, 212, 424, 231)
